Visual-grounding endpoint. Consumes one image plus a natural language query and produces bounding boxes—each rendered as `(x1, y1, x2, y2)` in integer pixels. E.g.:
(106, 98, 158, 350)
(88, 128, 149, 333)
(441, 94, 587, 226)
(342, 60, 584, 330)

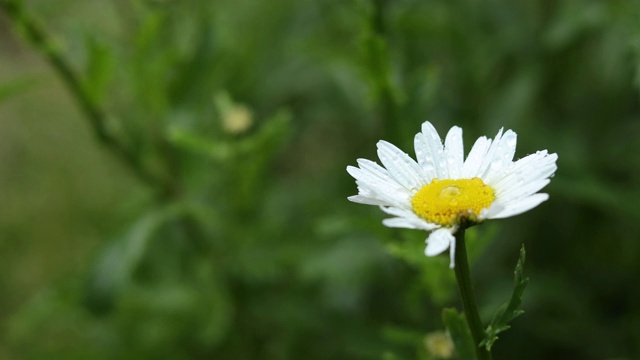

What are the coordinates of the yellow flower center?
(411, 177, 496, 226)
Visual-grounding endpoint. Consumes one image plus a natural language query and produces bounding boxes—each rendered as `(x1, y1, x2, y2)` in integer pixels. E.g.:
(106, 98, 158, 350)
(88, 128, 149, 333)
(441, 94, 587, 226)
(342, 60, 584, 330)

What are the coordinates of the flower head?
(347, 121, 557, 268)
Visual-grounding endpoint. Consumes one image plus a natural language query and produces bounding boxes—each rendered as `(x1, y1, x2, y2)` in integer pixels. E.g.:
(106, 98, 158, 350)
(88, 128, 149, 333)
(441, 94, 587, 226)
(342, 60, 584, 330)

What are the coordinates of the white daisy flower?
(347, 121, 557, 268)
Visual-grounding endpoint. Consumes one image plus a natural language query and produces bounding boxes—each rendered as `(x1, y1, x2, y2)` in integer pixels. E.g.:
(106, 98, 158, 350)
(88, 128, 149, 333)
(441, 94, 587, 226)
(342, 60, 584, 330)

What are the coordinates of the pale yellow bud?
(424, 331, 454, 359)
(222, 105, 253, 134)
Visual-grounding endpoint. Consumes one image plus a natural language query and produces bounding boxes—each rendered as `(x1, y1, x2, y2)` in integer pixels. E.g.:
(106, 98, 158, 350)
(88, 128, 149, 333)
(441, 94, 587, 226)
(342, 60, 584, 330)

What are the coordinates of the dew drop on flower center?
(411, 177, 496, 226)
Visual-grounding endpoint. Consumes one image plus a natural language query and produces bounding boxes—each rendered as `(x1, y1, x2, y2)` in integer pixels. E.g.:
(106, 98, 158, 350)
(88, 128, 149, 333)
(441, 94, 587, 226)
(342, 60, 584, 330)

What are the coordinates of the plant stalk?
(0, 0, 163, 189)
(454, 228, 493, 360)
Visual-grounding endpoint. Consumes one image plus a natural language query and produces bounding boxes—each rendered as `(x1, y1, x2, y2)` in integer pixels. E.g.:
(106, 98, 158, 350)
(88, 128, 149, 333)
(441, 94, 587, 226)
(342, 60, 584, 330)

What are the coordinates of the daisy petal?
(377, 140, 424, 191)
(425, 228, 454, 256)
(379, 206, 440, 230)
(480, 201, 505, 220)
(461, 136, 491, 178)
(482, 130, 518, 184)
(347, 166, 411, 209)
(448, 232, 457, 269)
(444, 126, 464, 179)
(379, 205, 415, 218)
(477, 127, 503, 179)
(346, 163, 393, 188)
(490, 193, 549, 219)
(494, 152, 557, 200)
(347, 195, 388, 206)
(498, 179, 550, 204)
(356, 159, 393, 181)
(382, 217, 439, 231)
(413, 132, 436, 180)
(414, 121, 446, 179)
(382, 218, 420, 229)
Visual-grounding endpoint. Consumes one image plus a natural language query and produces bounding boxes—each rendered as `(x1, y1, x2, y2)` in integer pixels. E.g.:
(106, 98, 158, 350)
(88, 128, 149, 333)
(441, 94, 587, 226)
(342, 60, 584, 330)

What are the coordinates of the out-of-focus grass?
(1, 0, 640, 359)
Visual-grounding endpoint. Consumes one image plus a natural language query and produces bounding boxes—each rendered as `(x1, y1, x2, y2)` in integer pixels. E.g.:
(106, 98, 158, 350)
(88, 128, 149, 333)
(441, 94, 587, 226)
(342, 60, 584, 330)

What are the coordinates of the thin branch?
(0, 0, 162, 188)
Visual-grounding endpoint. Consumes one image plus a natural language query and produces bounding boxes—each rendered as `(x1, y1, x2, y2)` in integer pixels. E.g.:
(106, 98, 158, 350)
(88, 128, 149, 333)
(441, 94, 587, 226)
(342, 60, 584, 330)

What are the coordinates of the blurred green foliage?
(1, 0, 640, 359)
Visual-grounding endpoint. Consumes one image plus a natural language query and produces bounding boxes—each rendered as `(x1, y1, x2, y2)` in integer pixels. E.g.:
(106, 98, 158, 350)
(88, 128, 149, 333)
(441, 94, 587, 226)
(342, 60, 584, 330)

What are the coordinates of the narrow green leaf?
(481, 244, 529, 350)
(442, 308, 477, 360)
(83, 36, 114, 104)
(85, 203, 195, 314)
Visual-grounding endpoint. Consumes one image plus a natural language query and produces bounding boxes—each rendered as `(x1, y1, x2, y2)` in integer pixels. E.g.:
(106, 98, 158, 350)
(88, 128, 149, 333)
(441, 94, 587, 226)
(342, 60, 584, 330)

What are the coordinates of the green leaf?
(481, 244, 529, 350)
(83, 36, 114, 105)
(442, 308, 476, 360)
(85, 203, 197, 314)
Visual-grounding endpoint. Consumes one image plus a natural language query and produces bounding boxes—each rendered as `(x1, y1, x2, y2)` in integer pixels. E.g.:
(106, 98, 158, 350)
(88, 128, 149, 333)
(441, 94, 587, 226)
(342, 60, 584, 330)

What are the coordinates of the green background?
(1, 0, 639, 359)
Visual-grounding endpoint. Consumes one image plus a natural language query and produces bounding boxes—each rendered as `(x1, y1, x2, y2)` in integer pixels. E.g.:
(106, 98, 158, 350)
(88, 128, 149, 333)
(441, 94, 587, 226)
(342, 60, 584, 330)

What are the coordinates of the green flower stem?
(454, 228, 493, 360)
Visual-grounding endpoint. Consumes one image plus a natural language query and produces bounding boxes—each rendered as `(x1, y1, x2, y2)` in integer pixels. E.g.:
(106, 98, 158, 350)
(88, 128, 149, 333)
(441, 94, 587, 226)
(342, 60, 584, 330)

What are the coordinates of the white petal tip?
(425, 228, 454, 257)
